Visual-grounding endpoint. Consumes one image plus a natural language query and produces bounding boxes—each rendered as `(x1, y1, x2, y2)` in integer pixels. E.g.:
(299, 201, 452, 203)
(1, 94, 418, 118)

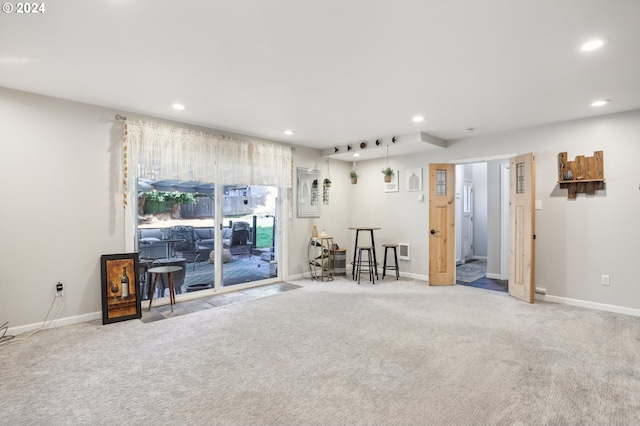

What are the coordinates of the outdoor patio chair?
(169, 225, 202, 270)
(230, 221, 252, 257)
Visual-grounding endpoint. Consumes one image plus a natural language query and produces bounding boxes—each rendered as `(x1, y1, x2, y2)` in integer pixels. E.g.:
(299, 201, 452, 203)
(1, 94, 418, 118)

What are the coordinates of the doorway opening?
(454, 162, 508, 293)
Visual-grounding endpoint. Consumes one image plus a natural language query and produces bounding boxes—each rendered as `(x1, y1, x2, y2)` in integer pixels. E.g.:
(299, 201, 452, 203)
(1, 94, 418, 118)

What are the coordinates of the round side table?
(148, 265, 183, 312)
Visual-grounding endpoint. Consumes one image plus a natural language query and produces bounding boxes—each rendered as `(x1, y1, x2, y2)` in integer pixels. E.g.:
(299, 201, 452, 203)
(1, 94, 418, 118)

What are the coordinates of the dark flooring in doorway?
(140, 282, 301, 323)
(457, 276, 508, 293)
(456, 259, 508, 293)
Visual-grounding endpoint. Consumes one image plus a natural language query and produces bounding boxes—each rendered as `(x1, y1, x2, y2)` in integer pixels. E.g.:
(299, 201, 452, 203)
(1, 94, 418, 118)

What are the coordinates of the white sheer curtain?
(252, 141, 293, 187)
(125, 119, 292, 192)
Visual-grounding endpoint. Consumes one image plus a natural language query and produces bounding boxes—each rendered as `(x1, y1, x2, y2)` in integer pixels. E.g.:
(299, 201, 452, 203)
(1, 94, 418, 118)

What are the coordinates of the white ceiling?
(1, 1, 639, 161)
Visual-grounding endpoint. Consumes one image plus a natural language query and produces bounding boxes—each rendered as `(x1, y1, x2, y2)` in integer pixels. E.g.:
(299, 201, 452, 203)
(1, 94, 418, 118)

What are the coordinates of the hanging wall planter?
(322, 179, 331, 205)
(311, 179, 319, 205)
(382, 145, 394, 182)
(382, 166, 394, 183)
(350, 152, 359, 184)
(349, 170, 358, 184)
(323, 159, 331, 205)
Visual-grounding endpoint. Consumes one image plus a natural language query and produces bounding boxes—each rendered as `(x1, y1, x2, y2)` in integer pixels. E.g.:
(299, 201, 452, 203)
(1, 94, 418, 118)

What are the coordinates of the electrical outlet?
(601, 275, 610, 286)
(56, 282, 64, 296)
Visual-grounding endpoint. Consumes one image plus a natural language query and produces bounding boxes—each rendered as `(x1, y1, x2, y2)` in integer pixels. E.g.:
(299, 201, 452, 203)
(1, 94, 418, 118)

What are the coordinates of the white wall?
(455, 165, 463, 263)
(472, 162, 488, 257)
(0, 87, 340, 330)
(486, 160, 507, 276)
(1, 88, 123, 329)
(346, 159, 430, 279)
(350, 108, 640, 311)
(290, 150, 351, 276)
(3, 85, 640, 330)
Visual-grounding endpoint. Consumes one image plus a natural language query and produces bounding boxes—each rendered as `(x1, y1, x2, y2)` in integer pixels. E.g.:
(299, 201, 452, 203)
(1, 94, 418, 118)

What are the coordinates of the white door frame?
(500, 162, 510, 280)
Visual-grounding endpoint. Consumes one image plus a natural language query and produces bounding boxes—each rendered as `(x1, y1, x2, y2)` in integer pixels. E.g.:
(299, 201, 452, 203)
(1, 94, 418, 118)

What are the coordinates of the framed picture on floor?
(100, 253, 141, 324)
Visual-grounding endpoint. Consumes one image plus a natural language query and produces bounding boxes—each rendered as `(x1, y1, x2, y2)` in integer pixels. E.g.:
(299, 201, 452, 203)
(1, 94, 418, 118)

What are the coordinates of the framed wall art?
(406, 168, 423, 192)
(297, 167, 321, 217)
(100, 253, 141, 324)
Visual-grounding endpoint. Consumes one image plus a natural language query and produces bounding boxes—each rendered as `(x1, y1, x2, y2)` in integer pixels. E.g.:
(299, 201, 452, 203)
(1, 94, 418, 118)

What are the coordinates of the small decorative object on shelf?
(564, 169, 573, 180)
(557, 151, 605, 199)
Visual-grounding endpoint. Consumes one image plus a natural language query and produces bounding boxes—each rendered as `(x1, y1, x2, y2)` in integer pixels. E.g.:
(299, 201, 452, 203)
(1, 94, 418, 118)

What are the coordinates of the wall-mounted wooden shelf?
(557, 151, 605, 199)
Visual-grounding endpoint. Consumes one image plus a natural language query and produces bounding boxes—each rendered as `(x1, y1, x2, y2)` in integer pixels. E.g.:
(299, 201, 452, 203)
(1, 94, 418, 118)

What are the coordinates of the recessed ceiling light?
(283, 129, 295, 136)
(590, 100, 610, 107)
(581, 38, 608, 51)
(172, 103, 185, 111)
(412, 116, 424, 123)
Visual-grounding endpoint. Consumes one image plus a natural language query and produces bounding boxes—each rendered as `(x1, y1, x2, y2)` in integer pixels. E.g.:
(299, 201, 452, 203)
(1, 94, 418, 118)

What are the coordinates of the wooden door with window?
(429, 164, 455, 285)
(509, 153, 536, 303)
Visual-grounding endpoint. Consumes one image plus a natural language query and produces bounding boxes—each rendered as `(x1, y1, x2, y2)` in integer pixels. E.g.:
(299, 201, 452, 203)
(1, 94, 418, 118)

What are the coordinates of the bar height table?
(348, 227, 381, 280)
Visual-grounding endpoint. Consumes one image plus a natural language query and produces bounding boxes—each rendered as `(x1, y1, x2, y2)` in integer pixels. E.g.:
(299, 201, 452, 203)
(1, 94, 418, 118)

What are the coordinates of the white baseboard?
(486, 273, 501, 280)
(536, 293, 640, 317)
(372, 267, 427, 282)
(472, 255, 487, 260)
(398, 271, 428, 282)
(296, 266, 429, 283)
(286, 272, 311, 281)
(7, 311, 102, 336)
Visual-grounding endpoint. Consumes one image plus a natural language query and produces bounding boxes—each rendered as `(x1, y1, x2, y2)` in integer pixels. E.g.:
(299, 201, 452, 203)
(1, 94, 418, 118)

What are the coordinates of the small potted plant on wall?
(349, 170, 359, 184)
(381, 166, 394, 183)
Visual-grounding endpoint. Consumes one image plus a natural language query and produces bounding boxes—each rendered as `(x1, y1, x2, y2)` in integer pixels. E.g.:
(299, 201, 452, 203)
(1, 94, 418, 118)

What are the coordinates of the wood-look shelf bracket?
(557, 151, 605, 199)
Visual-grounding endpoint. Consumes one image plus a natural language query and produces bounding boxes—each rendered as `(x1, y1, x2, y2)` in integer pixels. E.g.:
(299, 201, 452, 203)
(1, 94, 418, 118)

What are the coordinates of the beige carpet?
(1, 278, 639, 425)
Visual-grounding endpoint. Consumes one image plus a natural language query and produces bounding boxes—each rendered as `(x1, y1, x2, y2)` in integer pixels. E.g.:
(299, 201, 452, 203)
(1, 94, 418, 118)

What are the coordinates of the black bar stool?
(382, 244, 400, 280)
(355, 246, 375, 284)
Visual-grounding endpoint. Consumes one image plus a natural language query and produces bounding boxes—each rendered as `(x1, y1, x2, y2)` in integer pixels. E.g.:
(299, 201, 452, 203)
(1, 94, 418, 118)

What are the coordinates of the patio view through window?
(137, 179, 278, 301)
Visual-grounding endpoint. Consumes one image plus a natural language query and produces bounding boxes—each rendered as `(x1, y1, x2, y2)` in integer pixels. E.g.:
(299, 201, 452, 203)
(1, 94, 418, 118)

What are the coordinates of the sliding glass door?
(219, 185, 278, 288)
(136, 179, 280, 301)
